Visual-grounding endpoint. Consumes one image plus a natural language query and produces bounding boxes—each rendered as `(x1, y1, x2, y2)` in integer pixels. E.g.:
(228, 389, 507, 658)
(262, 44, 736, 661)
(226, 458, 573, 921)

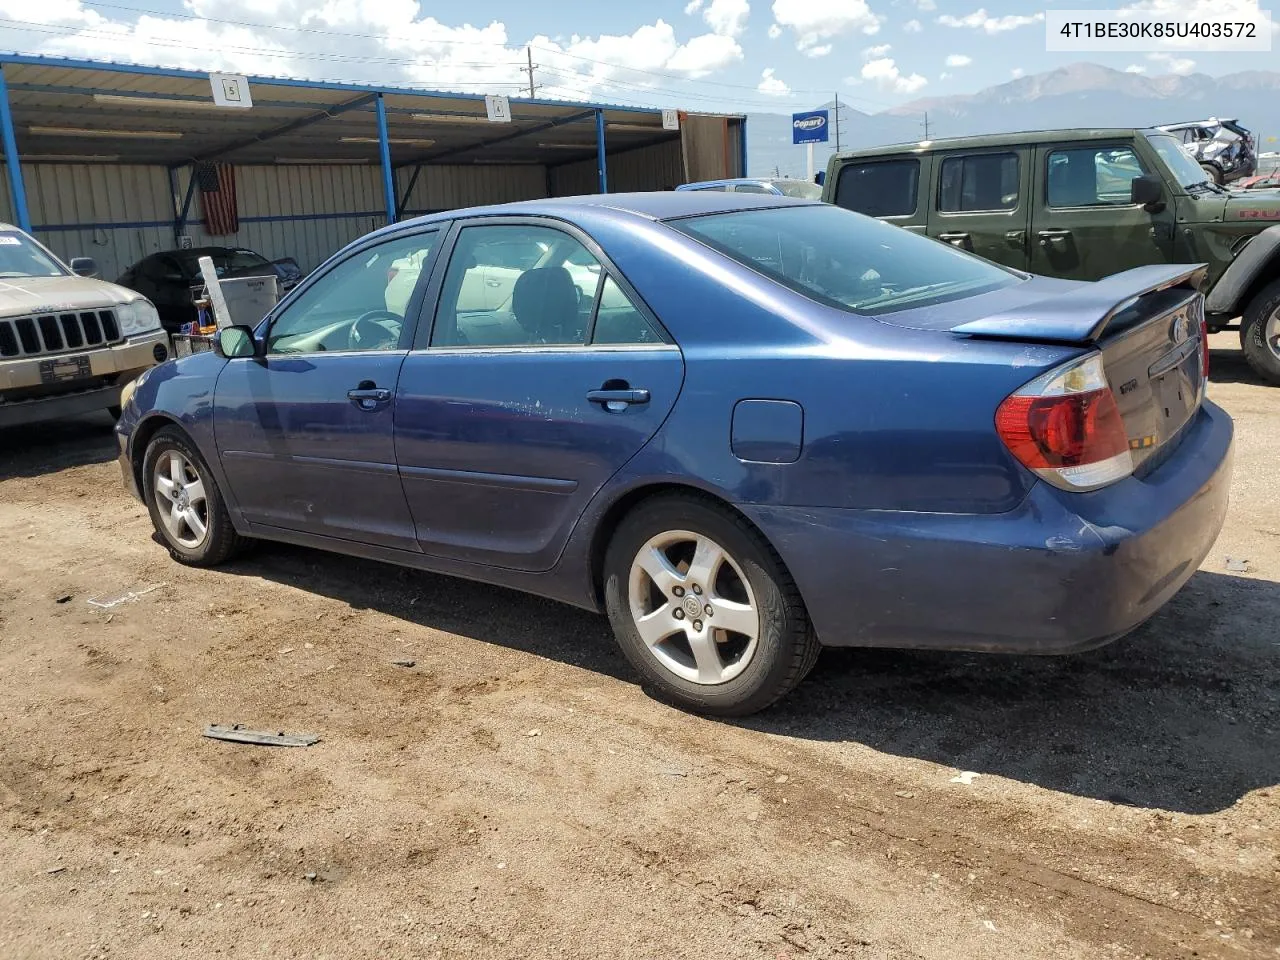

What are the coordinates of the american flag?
(197, 162, 238, 236)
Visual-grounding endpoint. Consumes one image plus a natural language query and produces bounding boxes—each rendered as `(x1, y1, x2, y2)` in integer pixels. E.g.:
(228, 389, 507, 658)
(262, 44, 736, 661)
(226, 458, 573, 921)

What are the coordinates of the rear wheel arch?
(587, 482, 803, 611)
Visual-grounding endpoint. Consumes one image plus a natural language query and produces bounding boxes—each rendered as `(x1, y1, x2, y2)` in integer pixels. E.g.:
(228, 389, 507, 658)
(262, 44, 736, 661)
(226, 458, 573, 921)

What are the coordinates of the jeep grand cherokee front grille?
(0, 310, 121, 358)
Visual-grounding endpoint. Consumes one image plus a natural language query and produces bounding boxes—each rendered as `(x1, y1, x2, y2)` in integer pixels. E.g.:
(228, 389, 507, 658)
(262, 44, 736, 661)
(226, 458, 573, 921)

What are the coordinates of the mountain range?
(745, 62, 1280, 180)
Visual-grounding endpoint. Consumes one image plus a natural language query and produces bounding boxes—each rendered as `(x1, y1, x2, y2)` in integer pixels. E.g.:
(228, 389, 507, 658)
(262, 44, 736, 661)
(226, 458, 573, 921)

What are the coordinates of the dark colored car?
(823, 127, 1280, 385)
(116, 193, 1232, 716)
(117, 246, 303, 332)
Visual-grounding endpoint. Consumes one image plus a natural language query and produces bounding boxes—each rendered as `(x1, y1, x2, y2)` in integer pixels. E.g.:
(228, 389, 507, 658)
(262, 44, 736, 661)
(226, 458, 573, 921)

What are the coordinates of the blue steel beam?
(0, 66, 32, 233)
(595, 109, 608, 194)
(376, 94, 396, 224)
(0, 53, 679, 117)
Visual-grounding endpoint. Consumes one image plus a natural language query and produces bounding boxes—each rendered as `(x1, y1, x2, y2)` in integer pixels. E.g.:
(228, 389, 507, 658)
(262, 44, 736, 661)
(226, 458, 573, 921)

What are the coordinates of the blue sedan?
(116, 193, 1233, 716)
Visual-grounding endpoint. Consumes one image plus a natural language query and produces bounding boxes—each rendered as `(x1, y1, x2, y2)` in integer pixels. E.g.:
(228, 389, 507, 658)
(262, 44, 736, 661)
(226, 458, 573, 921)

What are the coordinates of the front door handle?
(587, 387, 650, 412)
(348, 380, 391, 410)
(1005, 229, 1026, 247)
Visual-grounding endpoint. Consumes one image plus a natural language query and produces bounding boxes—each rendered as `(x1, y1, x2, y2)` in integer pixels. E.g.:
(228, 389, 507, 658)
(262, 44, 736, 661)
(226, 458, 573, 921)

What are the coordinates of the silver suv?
(0, 223, 169, 429)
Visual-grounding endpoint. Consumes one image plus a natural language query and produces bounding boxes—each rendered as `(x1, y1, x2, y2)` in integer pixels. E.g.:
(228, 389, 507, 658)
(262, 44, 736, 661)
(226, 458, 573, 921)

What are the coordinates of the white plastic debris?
(950, 771, 980, 785)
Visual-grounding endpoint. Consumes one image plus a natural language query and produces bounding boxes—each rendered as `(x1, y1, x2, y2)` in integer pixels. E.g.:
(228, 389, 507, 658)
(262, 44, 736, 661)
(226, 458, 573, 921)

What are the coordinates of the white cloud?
(684, 0, 704, 13)
(863, 43, 892, 59)
(904, 19, 923, 33)
(1147, 51, 1196, 75)
(771, 0, 882, 55)
(0, 1, 746, 104)
(939, 71, 951, 80)
(1124, 64, 1146, 73)
(937, 9, 1044, 34)
(767, 23, 782, 38)
(702, 0, 750, 38)
(1011, 67, 1025, 78)
(861, 56, 928, 94)
(757, 67, 791, 96)
(914, 0, 937, 9)
(805, 44, 833, 57)
(945, 53, 972, 67)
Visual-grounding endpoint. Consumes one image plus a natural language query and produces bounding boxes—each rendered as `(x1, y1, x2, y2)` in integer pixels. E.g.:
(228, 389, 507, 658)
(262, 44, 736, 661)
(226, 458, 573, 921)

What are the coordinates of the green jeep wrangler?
(821, 127, 1280, 385)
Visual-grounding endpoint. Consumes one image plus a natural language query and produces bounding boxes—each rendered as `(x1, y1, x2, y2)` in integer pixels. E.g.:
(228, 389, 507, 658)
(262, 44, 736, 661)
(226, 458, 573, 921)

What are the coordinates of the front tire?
(1240, 279, 1280, 386)
(603, 494, 820, 717)
(1201, 162, 1223, 185)
(142, 426, 245, 566)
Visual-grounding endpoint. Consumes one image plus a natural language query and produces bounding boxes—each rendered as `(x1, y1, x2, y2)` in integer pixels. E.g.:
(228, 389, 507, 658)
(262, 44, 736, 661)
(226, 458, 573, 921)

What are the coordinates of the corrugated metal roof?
(0, 54, 741, 168)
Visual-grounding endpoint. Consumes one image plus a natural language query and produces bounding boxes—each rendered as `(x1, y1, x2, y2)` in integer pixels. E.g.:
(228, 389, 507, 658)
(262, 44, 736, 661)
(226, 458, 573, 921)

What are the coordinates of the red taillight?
(995, 353, 1134, 491)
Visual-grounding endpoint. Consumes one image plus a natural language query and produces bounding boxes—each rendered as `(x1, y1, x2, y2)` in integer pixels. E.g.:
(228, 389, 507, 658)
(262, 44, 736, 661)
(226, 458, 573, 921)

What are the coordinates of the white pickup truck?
(0, 224, 169, 429)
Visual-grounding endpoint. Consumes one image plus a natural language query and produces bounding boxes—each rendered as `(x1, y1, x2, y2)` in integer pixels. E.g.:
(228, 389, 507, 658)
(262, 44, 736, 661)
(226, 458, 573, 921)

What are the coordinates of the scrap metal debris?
(55, 595, 72, 604)
(1224, 556, 1251, 573)
(203, 724, 320, 748)
(87, 583, 168, 610)
(391, 659, 416, 668)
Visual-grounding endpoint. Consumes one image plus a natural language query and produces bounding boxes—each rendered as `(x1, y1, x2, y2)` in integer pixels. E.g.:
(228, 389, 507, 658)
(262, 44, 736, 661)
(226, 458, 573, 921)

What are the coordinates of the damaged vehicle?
(1158, 118, 1257, 185)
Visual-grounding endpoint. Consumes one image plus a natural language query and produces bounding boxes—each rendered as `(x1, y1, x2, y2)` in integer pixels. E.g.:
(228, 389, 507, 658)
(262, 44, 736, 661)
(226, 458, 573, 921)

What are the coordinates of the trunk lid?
(954, 264, 1209, 472)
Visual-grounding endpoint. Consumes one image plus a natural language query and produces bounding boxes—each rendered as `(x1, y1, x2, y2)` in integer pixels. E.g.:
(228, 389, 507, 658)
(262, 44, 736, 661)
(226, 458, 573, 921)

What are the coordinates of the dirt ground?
(0, 333, 1276, 960)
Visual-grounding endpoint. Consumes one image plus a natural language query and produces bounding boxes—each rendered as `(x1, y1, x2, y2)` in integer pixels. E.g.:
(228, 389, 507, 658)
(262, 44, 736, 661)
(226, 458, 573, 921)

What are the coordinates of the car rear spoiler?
(952, 264, 1207, 345)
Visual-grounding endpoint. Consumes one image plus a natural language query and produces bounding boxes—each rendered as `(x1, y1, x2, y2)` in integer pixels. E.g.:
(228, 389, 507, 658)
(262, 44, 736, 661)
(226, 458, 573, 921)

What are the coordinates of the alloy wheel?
(627, 529, 760, 686)
(152, 449, 210, 549)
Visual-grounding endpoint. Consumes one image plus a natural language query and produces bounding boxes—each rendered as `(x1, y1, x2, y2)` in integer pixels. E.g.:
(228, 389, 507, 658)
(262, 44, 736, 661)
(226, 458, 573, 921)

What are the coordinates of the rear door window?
(938, 153, 1020, 211)
(833, 159, 920, 218)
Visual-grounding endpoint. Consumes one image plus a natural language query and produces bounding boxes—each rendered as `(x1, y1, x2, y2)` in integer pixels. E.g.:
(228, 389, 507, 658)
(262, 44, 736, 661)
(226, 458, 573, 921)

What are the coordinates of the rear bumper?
(745, 400, 1234, 653)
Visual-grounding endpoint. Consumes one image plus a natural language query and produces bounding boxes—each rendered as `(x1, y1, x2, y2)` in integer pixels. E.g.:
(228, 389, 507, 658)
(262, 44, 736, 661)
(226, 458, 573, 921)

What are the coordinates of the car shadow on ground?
(0, 413, 119, 481)
(230, 541, 1277, 816)
(1207, 344, 1270, 386)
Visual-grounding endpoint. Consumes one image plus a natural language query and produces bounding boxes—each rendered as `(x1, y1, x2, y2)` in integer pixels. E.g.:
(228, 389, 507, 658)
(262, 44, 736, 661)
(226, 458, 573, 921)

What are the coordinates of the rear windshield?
(769, 179, 823, 199)
(181, 249, 269, 276)
(670, 204, 1023, 315)
(0, 231, 66, 278)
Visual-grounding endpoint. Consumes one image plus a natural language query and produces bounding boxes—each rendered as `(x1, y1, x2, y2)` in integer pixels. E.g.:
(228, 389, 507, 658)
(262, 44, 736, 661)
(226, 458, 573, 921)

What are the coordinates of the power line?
(66, 0, 900, 106)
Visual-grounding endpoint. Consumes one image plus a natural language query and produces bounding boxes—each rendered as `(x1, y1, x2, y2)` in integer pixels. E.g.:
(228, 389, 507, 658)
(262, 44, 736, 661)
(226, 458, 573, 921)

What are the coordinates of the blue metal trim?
(0, 53, 709, 118)
(32, 210, 386, 232)
(376, 94, 396, 224)
(595, 109, 608, 194)
(167, 165, 181, 245)
(0, 67, 32, 233)
(738, 117, 748, 178)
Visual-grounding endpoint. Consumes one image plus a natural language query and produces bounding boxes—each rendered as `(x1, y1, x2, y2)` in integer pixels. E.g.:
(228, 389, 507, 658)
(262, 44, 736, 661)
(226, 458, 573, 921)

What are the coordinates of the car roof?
(831, 127, 1163, 160)
(391, 191, 814, 232)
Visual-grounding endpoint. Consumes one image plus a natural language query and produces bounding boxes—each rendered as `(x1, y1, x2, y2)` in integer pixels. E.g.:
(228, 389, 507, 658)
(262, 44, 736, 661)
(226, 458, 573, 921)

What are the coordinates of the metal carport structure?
(0, 55, 746, 279)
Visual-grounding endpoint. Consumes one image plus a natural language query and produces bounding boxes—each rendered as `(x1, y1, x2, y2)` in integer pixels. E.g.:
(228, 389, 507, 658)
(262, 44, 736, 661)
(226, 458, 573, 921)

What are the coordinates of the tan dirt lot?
(0, 333, 1277, 960)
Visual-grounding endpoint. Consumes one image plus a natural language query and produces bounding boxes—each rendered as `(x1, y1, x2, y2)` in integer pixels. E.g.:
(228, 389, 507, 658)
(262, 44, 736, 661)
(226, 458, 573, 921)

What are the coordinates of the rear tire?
(1201, 162, 1223, 185)
(1240, 279, 1280, 386)
(602, 494, 820, 717)
(143, 426, 246, 566)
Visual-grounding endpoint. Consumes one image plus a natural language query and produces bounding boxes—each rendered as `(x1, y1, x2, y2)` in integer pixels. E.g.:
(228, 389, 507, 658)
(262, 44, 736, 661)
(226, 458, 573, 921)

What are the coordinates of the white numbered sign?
(485, 95, 512, 123)
(210, 73, 253, 109)
(662, 109, 679, 131)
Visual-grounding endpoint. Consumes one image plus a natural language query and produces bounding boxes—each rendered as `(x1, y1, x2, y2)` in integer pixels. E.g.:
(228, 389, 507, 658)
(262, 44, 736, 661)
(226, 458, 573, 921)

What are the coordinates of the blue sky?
(0, 0, 1274, 113)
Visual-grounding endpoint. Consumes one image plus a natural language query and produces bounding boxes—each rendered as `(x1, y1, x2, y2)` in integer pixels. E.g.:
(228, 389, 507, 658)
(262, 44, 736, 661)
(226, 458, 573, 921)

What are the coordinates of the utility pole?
(922, 111, 931, 140)
(524, 47, 541, 99)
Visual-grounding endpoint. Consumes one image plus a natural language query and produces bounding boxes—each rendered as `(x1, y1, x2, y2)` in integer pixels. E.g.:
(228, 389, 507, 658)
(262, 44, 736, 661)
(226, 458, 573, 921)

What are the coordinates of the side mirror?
(215, 325, 258, 359)
(814, 170, 826, 186)
(1130, 175, 1165, 210)
(70, 257, 99, 278)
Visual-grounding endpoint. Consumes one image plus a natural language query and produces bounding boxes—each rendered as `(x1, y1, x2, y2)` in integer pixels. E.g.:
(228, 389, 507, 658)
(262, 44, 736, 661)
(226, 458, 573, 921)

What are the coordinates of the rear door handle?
(587, 387, 650, 411)
(937, 232, 971, 247)
(348, 381, 391, 410)
(1038, 229, 1072, 246)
